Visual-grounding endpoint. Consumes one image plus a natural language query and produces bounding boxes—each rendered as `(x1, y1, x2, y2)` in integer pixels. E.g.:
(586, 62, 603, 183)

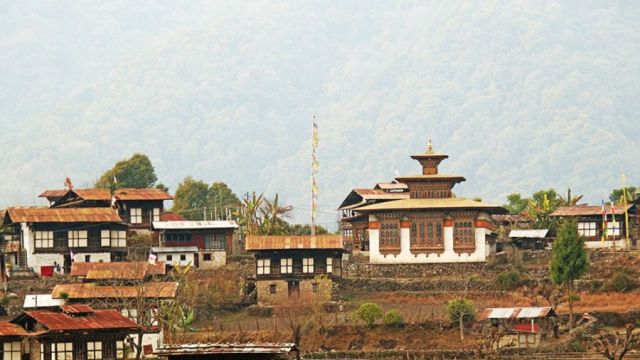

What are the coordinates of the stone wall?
(344, 262, 488, 279)
(256, 278, 332, 306)
(337, 277, 502, 293)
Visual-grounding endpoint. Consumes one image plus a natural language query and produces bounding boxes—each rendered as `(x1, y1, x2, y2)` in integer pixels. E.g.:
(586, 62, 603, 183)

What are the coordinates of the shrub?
(352, 303, 383, 327)
(608, 271, 635, 292)
(383, 309, 404, 328)
(447, 298, 475, 325)
(495, 270, 522, 290)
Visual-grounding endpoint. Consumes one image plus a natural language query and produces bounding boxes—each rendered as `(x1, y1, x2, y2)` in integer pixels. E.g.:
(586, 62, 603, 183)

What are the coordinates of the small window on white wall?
(68, 231, 87, 247)
(130, 208, 142, 224)
(257, 259, 271, 275)
(153, 208, 160, 222)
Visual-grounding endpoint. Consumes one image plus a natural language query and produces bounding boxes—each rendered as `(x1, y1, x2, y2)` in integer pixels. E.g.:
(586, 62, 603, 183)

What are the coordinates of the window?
(257, 259, 271, 275)
(578, 222, 597, 237)
(101, 230, 126, 247)
(269, 284, 277, 294)
(34, 231, 54, 249)
(312, 283, 319, 293)
(68, 230, 87, 247)
(116, 340, 124, 360)
(326, 257, 333, 273)
(3, 341, 20, 360)
(280, 258, 293, 274)
(152, 208, 160, 222)
(130, 208, 142, 224)
(166, 233, 192, 243)
(166, 255, 173, 261)
(607, 220, 621, 237)
(453, 221, 474, 245)
(53, 342, 72, 360)
(302, 258, 314, 273)
(85, 255, 91, 262)
(203, 253, 212, 261)
(87, 342, 102, 360)
(379, 221, 399, 247)
(205, 233, 226, 250)
(180, 254, 186, 261)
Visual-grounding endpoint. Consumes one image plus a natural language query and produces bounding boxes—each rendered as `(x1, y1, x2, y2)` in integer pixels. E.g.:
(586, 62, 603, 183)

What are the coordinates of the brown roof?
(42, 188, 173, 201)
(60, 304, 94, 314)
(245, 235, 344, 251)
(51, 282, 178, 299)
(71, 261, 166, 279)
(374, 182, 409, 191)
(355, 198, 507, 213)
(160, 212, 186, 221)
(394, 174, 466, 182)
(5, 207, 122, 223)
(353, 189, 410, 200)
(0, 322, 28, 337)
(552, 205, 633, 217)
(21, 309, 140, 331)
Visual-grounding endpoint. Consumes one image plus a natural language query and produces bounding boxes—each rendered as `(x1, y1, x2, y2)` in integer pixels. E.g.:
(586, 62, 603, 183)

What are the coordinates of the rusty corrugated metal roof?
(245, 235, 344, 251)
(552, 205, 633, 217)
(71, 261, 165, 278)
(6, 207, 122, 223)
(23, 309, 140, 331)
(354, 189, 410, 200)
(153, 343, 296, 356)
(160, 212, 186, 221)
(42, 188, 173, 201)
(374, 182, 409, 190)
(152, 220, 238, 230)
(0, 322, 28, 337)
(52, 282, 178, 299)
(60, 304, 94, 314)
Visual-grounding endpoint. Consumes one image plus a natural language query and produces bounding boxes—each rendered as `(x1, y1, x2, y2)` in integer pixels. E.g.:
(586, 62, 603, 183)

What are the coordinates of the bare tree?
(589, 324, 639, 360)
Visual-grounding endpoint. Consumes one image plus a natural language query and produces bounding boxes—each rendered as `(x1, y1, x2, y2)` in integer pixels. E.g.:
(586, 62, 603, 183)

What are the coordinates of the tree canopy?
(503, 193, 528, 214)
(95, 153, 158, 189)
(610, 186, 638, 204)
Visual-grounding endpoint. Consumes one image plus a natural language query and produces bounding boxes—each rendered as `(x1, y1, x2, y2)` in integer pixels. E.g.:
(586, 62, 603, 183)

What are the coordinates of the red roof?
(0, 322, 28, 337)
(60, 304, 94, 314)
(5, 207, 122, 223)
(23, 309, 141, 331)
(160, 212, 186, 221)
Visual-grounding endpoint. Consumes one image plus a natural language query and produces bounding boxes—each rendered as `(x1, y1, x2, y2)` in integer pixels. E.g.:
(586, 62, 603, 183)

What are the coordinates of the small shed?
(153, 343, 297, 360)
(508, 229, 549, 250)
(151, 246, 200, 268)
(480, 307, 557, 348)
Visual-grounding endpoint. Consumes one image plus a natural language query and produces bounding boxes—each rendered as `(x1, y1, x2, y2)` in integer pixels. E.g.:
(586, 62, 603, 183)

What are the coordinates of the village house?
(480, 307, 557, 349)
(69, 261, 166, 282)
(551, 203, 639, 248)
(50, 281, 178, 357)
(343, 141, 506, 264)
(1, 207, 128, 275)
(152, 220, 239, 268)
(40, 187, 173, 232)
(338, 184, 409, 252)
(245, 235, 344, 306)
(0, 305, 140, 360)
(153, 343, 297, 360)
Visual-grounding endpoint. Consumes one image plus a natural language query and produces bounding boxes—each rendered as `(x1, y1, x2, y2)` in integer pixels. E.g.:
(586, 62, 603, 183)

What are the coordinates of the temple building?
(343, 140, 506, 264)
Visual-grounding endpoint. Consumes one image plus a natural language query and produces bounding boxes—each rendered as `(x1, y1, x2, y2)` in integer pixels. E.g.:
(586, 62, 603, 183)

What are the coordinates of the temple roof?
(355, 198, 507, 213)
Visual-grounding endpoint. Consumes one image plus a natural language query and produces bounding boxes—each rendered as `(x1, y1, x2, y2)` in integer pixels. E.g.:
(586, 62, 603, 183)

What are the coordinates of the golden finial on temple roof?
(426, 138, 433, 154)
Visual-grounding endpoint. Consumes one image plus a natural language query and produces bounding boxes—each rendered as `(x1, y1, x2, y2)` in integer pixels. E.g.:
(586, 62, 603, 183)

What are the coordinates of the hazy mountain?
(2, 1, 639, 227)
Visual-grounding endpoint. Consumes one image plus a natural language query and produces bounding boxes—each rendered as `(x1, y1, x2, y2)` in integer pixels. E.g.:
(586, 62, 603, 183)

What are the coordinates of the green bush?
(608, 271, 635, 292)
(382, 309, 404, 328)
(352, 303, 383, 327)
(447, 298, 475, 325)
(495, 270, 522, 290)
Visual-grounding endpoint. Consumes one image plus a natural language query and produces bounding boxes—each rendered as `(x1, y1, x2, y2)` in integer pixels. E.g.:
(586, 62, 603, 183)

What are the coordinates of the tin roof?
(60, 304, 94, 314)
(153, 343, 296, 356)
(552, 205, 633, 217)
(0, 322, 28, 337)
(355, 198, 507, 213)
(5, 207, 122, 223)
(374, 182, 409, 191)
(245, 235, 344, 251)
(353, 189, 410, 200)
(152, 220, 239, 230)
(160, 212, 186, 221)
(20, 308, 141, 331)
(394, 174, 466, 182)
(51, 282, 178, 299)
(71, 261, 166, 279)
(151, 246, 199, 253)
(23, 294, 65, 309)
(509, 229, 549, 239)
(480, 307, 556, 319)
(41, 188, 173, 201)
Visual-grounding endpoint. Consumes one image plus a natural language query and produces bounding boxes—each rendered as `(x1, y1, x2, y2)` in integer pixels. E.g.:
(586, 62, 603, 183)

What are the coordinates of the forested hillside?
(1, 1, 639, 226)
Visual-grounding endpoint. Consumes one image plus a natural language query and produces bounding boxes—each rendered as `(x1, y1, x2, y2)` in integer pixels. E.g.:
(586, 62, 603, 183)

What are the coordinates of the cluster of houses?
(0, 141, 638, 358)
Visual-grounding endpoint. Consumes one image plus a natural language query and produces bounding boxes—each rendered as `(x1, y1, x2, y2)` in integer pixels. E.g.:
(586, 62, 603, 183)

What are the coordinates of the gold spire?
(426, 138, 433, 154)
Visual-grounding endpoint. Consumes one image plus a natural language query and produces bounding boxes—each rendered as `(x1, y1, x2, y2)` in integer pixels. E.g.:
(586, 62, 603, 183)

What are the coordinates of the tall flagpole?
(311, 116, 319, 236)
(622, 174, 630, 245)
